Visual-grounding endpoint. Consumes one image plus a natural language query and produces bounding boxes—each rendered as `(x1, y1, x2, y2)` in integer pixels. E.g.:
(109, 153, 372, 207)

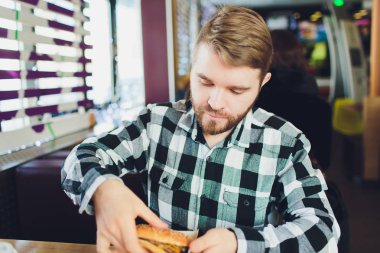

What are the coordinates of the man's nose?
(208, 88, 225, 110)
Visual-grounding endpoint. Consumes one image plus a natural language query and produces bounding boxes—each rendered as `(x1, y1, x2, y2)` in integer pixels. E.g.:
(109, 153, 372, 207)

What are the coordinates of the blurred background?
(0, 1, 379, 253)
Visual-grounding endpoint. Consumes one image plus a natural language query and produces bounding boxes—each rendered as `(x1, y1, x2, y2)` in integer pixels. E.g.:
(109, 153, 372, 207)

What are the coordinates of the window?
(0, 0, 93, 154)
(86, 0, 113, 105)
(116, 0, 145, 110)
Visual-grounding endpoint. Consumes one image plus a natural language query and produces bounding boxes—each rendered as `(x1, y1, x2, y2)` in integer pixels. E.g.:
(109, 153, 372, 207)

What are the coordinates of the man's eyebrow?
(197, 73, 251, 90)
(197, 73, 212, 82)
(228, 85, 251, 90)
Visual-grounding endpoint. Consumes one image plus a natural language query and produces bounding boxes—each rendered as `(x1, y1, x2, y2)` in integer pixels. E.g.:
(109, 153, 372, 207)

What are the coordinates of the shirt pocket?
(149, 163, 185, 190)
(222, 188, 270, 228)
(149, 163, 185, 223)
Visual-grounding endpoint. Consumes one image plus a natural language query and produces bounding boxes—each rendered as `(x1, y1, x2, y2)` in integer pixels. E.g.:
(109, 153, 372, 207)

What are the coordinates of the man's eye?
(201, 81, 213, 86)
(230, 89, 242, 95)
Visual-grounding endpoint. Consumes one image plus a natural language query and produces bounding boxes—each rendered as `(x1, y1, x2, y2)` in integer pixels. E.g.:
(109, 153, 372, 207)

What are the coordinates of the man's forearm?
(229, 197, 340, 253)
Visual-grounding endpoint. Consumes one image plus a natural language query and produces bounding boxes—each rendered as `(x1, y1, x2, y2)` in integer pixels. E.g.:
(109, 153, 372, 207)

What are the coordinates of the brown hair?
(193, 6, 273, 81)
(270, 29, 307, 71)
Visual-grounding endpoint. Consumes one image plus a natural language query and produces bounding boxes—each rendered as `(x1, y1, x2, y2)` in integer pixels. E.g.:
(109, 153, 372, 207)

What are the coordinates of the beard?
(191, 97, 256, 135)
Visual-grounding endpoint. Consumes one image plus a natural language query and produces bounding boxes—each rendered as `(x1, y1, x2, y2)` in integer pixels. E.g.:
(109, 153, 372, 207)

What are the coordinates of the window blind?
(0, 0, 93, 155)
(174, 0, 200, 77)
(175, 0, 192, 77)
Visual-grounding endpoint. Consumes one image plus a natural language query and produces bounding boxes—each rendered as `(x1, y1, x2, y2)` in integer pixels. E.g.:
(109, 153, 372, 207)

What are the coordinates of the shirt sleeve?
(229, 134, 341, 253)
(61, 106, 152, 215)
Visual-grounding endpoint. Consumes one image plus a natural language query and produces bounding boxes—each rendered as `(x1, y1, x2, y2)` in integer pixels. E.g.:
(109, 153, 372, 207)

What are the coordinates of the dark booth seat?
(39, 150, 71, 160)
(16, 159, 96, 244)
(15, 157, 146, 244)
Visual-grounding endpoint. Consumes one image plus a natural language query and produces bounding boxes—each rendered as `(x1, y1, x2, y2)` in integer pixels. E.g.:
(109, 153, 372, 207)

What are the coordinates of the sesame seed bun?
(136, 224, 191, 247)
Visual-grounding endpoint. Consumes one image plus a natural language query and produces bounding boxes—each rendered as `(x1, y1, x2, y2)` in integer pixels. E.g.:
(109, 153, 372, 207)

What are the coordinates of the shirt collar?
(178, 101, 259, 148)
(227, 108, 258, 148)
(177, 100, 195, 132)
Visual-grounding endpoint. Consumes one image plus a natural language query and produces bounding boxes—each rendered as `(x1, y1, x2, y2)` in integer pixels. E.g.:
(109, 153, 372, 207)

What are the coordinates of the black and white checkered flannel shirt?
(62, 100, 340, 252)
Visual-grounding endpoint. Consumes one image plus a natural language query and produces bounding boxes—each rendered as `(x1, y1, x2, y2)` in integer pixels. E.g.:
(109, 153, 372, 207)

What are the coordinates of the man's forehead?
(192, 43, 262, 76)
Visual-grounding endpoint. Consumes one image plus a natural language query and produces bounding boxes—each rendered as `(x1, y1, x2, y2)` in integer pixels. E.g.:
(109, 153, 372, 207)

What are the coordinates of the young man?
(62, 6, 340, 253)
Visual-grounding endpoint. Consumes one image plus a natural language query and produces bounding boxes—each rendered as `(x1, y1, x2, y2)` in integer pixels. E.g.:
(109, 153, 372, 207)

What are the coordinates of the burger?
(137, 224, 192, 253)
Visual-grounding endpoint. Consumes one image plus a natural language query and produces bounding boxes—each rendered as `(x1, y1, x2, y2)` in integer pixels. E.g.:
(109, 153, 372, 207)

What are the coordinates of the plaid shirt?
(62, 100, 340, 252)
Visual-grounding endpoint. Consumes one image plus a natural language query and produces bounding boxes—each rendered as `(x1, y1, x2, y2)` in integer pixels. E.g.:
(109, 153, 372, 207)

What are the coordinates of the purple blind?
(0, 0, 92, 130)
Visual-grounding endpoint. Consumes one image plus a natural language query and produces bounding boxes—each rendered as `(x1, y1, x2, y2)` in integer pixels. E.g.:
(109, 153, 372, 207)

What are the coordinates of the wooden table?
(0, 239, 96, 253)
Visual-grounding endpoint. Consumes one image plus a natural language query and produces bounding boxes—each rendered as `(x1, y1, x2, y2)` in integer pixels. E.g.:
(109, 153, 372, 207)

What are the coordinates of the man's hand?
(93, 179, 168, 253)
(189, 228, 237, 253)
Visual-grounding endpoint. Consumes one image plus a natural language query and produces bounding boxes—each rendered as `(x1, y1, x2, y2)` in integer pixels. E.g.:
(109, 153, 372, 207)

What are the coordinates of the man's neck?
(203, 129, 234, 149)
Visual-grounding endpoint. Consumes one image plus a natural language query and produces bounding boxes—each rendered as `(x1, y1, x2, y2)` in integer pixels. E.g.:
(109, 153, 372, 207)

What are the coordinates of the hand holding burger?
(136, 225, 237, 253)
(94, 180, 168, 253)
(189, 228, 238, 253)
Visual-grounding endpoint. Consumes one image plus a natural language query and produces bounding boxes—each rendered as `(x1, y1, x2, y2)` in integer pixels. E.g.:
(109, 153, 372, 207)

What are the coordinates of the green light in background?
(333, 0, 345, 7)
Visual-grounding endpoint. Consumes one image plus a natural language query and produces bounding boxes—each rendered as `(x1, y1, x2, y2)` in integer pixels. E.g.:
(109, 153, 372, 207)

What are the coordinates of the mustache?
(201, 104, 229, 118)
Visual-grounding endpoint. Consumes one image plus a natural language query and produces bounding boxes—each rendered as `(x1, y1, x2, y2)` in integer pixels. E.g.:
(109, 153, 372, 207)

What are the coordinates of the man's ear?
(260, 72, 271, 88)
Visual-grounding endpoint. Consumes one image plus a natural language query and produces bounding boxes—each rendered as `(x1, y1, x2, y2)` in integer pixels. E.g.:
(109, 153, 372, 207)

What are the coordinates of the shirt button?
(244, 199, 250, 206)
(206, 156, 212, 162)
(162, 176, 168, 183)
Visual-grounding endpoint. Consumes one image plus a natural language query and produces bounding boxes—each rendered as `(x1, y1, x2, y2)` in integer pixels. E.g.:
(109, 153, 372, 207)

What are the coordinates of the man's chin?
(196, 109, 242, 135)
(202, 122, 232, 135)
(204, 129, 228, 135)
